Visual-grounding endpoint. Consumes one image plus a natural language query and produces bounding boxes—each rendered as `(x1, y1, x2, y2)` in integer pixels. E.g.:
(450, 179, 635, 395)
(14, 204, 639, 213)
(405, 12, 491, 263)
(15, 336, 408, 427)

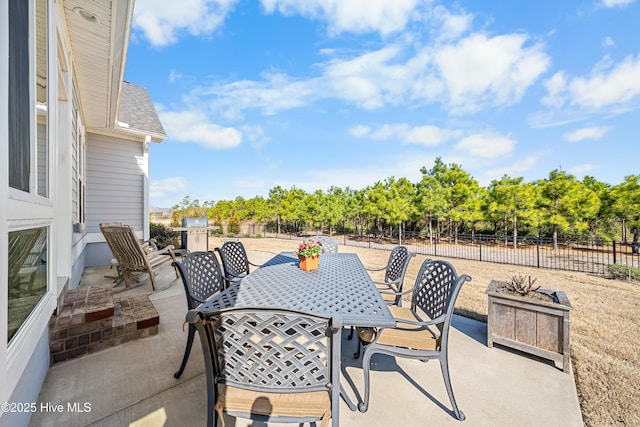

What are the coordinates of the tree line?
(169, 158, 640, 248)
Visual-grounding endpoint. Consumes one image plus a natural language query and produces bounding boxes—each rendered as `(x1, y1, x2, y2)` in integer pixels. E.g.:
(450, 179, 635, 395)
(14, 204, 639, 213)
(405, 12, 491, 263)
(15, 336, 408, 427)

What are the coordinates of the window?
(8, 0, 30, 192)
(7, 227, 48, 343)
(6, 0, 51, 345)
(72, 85, 86, 231)
(9, 0, 49, 197)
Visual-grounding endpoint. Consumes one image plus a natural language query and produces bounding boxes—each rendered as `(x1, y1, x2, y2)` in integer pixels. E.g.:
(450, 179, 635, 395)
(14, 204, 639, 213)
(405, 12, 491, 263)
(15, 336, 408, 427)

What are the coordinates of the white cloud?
(242, 125, 270, 149)
(569, 164, 600, 176)
(455, 133, 516, 159)
(348, 125, 371, 137)
(430, 5, 472, 41)
(203, 72, 314, 120)
(563, 126, 610, 142)
(133, 0, 238, 47)
(159, 109, 242, 149)
(260, 0, 420, 36)
(435, 33, 550, 113)
(601, 0, 635, 8)
(541, 72, 568, 108)
(483, 152, 547, 183)
(197, 30, 549, 118)
(371, 123, 410, 140)
(168, 70, 183, 83)
(401, 125, 462, 146)
(322, 45, 409, 109)
(150, 176, 188, 201)
(357, 123, 461, 147)
(542, 54, 640, 110)
(602, 36, 615, 48)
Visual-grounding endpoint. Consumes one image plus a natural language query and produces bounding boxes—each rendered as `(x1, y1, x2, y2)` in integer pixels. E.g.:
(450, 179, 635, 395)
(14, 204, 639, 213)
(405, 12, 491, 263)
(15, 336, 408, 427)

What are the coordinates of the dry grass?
(211, 236, 640, 427)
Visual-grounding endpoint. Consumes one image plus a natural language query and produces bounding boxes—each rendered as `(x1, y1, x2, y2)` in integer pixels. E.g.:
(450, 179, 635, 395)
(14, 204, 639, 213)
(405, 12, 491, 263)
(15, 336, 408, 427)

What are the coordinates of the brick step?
(49, 285, 159, 364)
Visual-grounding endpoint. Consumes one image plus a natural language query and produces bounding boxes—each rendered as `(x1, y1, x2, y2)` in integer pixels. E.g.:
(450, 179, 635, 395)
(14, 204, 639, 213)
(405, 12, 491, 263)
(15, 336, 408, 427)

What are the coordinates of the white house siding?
(84, 132, 146, 267)
(71, 82, 79, 225)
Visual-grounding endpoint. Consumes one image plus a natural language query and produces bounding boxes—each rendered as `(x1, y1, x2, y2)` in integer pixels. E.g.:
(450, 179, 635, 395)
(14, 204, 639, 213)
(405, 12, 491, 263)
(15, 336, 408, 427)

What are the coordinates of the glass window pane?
(8, 227, 48, 343)
(8, 0, 31, 192)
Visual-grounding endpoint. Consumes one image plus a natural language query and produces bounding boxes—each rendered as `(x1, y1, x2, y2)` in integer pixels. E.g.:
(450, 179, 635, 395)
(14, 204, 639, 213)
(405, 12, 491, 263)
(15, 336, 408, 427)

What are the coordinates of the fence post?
(613, 241, 617, 264)
(536, 237, 541, 269)
(479, 237, 482, 262)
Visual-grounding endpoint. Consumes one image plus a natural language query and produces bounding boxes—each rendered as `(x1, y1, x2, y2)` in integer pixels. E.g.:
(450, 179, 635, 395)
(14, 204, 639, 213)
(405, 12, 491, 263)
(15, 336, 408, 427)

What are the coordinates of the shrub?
(506, 274, 540, 296)
(149, 222, 180, 249)
(608, 264, 640, 282)
(228, 210, 241, 235)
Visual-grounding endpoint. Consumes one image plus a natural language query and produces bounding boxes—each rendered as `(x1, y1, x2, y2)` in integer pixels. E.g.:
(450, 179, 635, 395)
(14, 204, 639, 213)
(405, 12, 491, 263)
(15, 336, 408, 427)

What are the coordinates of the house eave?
(89, 126, 168, 143)
(63, 0, 134, 130)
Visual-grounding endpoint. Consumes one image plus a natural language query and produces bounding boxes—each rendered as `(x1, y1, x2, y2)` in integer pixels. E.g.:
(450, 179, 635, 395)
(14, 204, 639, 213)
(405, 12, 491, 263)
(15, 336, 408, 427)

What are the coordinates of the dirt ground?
(209, 236, 640, 427)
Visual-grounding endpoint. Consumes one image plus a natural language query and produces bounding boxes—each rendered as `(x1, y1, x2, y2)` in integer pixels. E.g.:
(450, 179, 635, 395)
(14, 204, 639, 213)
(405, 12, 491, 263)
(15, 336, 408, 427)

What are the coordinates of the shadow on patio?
(29, 251, 583, 427)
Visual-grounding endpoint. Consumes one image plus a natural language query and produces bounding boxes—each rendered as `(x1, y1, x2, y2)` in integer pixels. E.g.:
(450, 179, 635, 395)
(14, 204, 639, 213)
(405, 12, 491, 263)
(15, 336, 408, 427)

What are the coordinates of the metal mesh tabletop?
(199, 252, 395, 328)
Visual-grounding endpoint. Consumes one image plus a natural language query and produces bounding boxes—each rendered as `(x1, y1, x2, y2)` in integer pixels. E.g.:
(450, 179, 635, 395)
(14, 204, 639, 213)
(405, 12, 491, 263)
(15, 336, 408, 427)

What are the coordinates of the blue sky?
(123, 0, 640, 208)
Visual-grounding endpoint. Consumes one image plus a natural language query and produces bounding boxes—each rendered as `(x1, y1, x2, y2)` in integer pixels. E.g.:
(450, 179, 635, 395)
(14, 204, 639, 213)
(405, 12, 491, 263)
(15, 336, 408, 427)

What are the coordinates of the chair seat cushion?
(380, 291, 397, 303)
(216, 384, 331, 425)
(358, 306, 439, 351)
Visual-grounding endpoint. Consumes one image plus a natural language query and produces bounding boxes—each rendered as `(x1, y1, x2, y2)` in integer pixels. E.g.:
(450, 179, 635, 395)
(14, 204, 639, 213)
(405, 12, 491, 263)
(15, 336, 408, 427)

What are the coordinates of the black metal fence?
(252, 227, 639, 275)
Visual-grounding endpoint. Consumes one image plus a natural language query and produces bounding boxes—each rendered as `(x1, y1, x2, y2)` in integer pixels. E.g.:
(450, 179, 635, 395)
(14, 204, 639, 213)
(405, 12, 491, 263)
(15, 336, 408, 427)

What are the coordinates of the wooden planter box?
(486, 280, 572, 373)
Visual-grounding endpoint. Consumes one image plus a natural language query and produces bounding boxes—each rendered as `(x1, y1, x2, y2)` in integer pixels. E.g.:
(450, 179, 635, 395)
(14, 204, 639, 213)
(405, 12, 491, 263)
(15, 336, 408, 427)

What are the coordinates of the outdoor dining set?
(171, 237, 471, 427)
(100, 224, 472, 427)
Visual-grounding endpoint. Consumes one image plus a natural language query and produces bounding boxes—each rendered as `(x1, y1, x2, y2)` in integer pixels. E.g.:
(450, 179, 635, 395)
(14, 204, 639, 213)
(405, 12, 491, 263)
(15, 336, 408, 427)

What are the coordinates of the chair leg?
(347, 326, 355, 340)
(357, 346, 375, 412)
(174, 324, 196, 379)
(353, 336, 362, 359)
(440, 357, 465, 420)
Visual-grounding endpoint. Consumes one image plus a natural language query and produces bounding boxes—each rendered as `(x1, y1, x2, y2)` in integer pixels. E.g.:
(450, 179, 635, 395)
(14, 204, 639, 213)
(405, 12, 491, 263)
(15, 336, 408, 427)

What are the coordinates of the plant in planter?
(295, 239, 323, 271)
(486, 275, 572, 373)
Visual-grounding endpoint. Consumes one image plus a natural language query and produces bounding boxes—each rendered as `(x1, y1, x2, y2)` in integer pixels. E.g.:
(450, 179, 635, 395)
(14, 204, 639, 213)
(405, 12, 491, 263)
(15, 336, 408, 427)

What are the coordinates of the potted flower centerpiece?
(486, 274, 572, 372)
(295, 239, 323, 271)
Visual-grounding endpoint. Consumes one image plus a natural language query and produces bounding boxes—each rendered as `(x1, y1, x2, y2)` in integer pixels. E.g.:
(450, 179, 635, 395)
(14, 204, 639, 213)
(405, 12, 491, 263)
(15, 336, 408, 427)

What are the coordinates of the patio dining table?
(196, 251, 396, 427)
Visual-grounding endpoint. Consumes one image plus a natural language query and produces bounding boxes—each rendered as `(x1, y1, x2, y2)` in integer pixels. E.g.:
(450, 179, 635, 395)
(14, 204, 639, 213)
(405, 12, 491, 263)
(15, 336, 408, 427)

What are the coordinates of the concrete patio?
(29, 251, 584, 427)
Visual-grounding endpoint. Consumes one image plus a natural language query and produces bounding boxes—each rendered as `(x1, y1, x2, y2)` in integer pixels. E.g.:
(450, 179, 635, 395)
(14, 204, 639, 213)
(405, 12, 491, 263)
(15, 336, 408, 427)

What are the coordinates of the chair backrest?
(99, 224, 149, 271)
(215, 241, 250, 278)
(411, 259, 470, 340)
(174, 251, 226, 309)
(193, 308, 333, 393)
(312, 235, 339, 253)
(384, 246, 413, 284)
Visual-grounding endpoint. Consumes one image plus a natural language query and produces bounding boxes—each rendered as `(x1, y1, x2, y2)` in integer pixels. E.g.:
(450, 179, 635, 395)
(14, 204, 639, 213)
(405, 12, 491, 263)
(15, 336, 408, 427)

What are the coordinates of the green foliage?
(149, 222, 180, 249)
(210, 210, 223, 235)
(228, 209, 241, 234)
(164, 159, 637, 244)
(608, 264, 640, 282)
(295, 239, 323, 257)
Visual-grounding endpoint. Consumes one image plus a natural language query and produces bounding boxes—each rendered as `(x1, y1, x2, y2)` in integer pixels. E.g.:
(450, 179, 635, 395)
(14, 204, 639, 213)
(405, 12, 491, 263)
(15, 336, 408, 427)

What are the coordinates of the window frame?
(3, 0, 56, 401)
(7, 0, 51, 206)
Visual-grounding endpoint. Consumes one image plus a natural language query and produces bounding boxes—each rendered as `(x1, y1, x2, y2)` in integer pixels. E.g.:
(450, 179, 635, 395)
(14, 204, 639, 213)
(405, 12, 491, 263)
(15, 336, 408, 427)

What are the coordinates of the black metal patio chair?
(310, 235, 339, 253)
(188, 307, 338, 427)
(368, 245, 415, 307)
(172, 251, 227, 379)
(214, 240, 262, 287)
(349, 245, 415, 357)
(357, 259, 472, 421)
